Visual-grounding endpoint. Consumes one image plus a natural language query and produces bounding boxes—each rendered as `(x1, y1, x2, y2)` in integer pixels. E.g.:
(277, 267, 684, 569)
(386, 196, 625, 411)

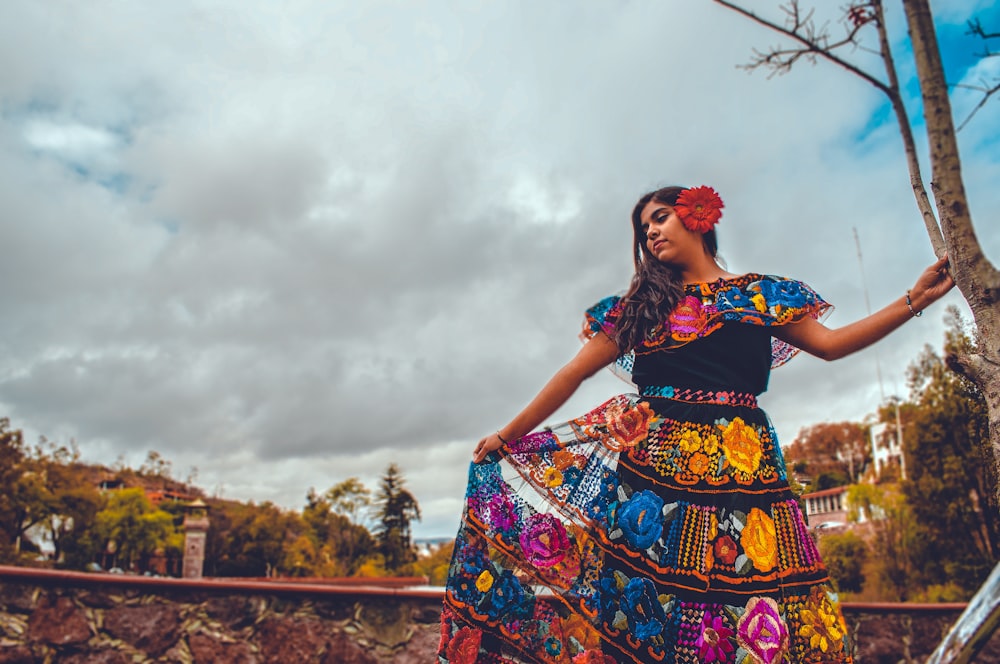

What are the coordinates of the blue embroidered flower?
(562, 466, 583, 486)
(544, 637, 562, 656)
(617, 489, 664, 550)
(716, 286, 754, 310)
(598, 574, 621, 619)
(481, 569, 531, 620)
(621, 577, 666, 641)
(758, 278, 810, 309)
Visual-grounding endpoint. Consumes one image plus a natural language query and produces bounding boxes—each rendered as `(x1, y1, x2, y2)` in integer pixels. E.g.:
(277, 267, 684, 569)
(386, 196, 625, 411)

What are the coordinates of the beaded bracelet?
(905, 290, 923, 317)
(496, 430, 510, 444)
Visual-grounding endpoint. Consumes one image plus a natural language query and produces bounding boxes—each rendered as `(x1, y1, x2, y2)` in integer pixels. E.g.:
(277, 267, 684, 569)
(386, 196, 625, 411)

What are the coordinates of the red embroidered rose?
(675, 185, 724, 234)
(446, 626, 482, 664)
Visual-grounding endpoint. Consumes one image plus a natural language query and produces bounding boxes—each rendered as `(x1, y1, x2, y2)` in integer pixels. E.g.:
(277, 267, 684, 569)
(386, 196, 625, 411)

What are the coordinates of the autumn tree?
(207, 500, 302, 577)
(373, 464, 421, 573)
(784, 420, 869, 486)
(0, 418, 32, 560)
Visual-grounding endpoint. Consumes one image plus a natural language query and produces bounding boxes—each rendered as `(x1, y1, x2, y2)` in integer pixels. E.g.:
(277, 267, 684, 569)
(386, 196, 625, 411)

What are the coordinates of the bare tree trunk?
(900, 0, 1000, 504)
(901, 1, 1000, 661)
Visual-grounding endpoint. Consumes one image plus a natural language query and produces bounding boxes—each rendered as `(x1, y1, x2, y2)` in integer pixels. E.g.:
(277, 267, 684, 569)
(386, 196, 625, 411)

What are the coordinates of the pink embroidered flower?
(696, 612, 736, 662)
(487, 491, 518, 532)
(737, 597, 789, 664)
(669, 295, 707, 341)
(519, 513, 571, 568)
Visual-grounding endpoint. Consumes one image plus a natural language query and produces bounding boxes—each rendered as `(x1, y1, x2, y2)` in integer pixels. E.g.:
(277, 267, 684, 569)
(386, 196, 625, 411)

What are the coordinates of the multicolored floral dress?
(438, 274, 853, 663)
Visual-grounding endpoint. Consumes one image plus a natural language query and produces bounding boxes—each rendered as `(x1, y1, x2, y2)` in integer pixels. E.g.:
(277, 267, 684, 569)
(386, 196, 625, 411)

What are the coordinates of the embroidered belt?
(639, 385, 758, 408)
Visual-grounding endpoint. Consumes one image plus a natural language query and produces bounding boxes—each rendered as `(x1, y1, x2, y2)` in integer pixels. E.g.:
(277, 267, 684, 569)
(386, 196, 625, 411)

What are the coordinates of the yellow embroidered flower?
(678, 428, 702, 453)
(751, 292, 768, 312)
(702, 433, 720, 456)
(476, 570, 494, 592)
(721, 418, 763, 476)
(740, 508, 777, 573)
(543, 467, 564, 487)
(798, 589, 846, 655)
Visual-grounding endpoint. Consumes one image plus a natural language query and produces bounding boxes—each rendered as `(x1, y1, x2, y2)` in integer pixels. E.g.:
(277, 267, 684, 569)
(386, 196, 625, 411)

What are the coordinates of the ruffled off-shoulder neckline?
(581, 274, 833, 383)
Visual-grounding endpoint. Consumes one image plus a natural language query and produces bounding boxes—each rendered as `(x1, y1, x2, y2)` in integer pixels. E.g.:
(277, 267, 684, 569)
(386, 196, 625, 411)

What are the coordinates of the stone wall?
(2, 565, 1000, 663)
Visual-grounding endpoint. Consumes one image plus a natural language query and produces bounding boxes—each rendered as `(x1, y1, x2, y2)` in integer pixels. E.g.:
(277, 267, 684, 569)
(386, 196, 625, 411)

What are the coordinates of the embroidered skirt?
(438, 390, 853, 663)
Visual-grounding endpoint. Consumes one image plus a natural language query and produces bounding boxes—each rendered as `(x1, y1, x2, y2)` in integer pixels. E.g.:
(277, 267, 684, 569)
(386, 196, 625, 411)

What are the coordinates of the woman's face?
(640, 200, 705, 266)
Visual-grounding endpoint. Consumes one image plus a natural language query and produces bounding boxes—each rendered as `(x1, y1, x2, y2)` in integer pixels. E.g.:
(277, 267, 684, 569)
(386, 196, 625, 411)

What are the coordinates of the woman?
(438, 185, 954, 663)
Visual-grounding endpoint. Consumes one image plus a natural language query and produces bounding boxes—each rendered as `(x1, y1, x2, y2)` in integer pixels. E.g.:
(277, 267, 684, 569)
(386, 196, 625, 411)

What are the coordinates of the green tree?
(900, 311, 997, 594)
(818, 531, 868, 594)
(40, 446, 102, 567)
(302, 487, 376, 576)
(325, 477, 373, 526)
(94, 488, 177, 572)
(373, 464, 421, 573)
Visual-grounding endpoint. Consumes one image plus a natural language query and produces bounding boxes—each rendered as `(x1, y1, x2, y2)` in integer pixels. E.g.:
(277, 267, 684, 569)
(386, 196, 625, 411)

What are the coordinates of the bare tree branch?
(954, 80, 1000, 131)
(713, 0, 890, 93)
(967, 18, 1000, 58)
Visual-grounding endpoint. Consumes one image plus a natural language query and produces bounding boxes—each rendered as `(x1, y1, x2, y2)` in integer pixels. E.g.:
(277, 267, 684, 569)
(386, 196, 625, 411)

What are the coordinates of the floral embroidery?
(741, 508, 778, 573)
(621, 577, 666, 641)
(688, 451, 711, 476)
(481, 568, 531, 620)
(616, 489, 664, 550)
(445, 626, 483, 664)
(475, 570, 494, 592)
(696, 611, 736, 662)
(440, 277, 851, 662)
(487, 491, 518, 533)
(678, 428, 702, 453)
(714, 535, 739, 566)
(737, 597, 789, 664)
(543, 466, 564, 487)
(520, 513, 572, 568)
(606, 400, 656, 450)
(668, 295, 707, 341)
(797, 588, 847, 656)
(721, 417, 763, 477)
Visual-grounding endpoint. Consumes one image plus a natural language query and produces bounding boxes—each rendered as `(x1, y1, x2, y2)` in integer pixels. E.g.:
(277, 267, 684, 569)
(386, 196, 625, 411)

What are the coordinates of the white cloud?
(0, 1, 996, 538)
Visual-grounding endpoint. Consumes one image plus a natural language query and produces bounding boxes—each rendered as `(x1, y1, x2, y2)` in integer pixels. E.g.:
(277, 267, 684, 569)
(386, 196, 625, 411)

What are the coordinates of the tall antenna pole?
(853, 227, 885, 401)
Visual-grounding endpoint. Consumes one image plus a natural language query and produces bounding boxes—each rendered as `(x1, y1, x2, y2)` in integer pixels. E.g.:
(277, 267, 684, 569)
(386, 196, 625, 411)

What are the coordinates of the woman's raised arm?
(472, 331, 619, 462)
(772, 255, 955, 361)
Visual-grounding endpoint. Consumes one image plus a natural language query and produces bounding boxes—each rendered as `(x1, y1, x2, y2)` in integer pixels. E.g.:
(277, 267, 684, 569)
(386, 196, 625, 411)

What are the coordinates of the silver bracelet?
(905, 290, 923, 317)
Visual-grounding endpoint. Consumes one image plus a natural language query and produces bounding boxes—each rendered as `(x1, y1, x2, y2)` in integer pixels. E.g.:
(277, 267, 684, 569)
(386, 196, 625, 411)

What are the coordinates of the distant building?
(869, 421, 906, 481)
(802, 486, 852, 529)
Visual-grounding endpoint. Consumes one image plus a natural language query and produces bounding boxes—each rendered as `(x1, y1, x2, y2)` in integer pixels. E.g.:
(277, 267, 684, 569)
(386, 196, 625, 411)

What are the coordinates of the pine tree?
(373, 463, 421, 573)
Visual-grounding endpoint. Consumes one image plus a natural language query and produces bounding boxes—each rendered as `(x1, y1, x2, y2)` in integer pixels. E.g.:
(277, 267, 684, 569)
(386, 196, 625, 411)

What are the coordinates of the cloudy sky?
(1, 1, 997, 538)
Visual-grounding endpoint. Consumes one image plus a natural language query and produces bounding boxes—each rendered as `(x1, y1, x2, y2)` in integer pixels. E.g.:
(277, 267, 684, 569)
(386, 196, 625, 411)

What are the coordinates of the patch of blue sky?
(154, 218, 181, 235)
(848, 9, 996, 149)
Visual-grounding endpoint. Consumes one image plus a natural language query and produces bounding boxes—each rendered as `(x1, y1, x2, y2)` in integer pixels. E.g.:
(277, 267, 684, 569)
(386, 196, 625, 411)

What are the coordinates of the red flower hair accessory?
(675, 185, 724, 234)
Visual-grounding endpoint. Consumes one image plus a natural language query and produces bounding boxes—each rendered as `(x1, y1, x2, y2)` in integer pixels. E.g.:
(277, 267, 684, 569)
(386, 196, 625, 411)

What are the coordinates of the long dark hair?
(612, 186, 719, 352)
